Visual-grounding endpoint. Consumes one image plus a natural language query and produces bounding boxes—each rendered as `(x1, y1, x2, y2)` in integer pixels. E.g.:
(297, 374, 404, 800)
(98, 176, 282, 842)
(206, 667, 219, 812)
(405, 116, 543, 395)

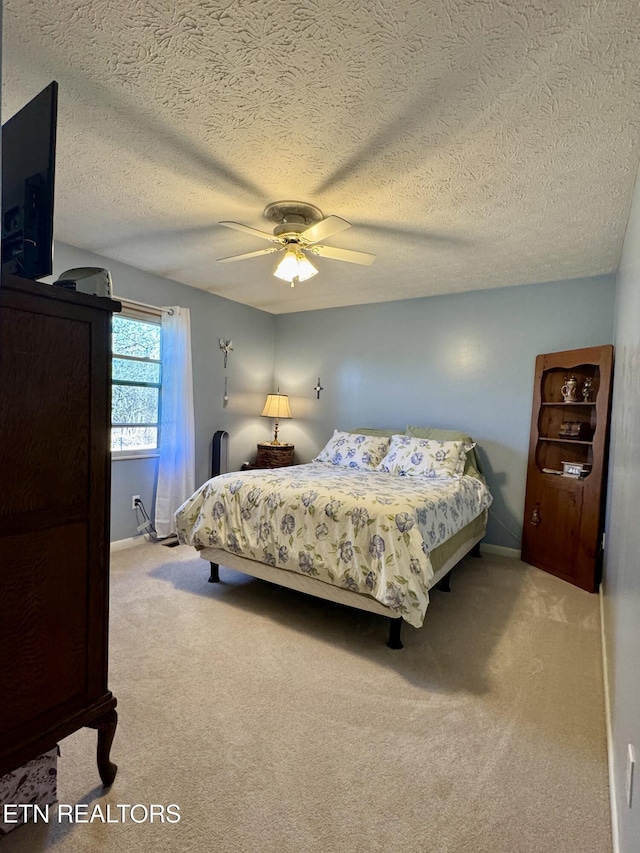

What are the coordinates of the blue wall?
(273, 275, 616, 549)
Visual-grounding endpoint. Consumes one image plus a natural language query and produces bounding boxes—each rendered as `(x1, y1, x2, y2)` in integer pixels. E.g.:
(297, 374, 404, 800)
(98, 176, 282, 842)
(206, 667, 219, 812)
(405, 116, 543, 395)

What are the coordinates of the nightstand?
(252, 442, 295, 469)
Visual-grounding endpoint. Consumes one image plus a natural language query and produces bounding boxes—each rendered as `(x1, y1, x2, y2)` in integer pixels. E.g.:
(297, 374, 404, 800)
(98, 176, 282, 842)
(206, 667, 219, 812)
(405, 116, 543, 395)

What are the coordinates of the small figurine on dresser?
(582, 376, 593, 402)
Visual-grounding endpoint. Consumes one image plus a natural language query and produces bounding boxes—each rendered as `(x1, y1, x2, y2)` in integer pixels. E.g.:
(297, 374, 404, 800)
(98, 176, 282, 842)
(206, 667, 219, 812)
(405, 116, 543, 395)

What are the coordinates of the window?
(111, 305, 162, 457)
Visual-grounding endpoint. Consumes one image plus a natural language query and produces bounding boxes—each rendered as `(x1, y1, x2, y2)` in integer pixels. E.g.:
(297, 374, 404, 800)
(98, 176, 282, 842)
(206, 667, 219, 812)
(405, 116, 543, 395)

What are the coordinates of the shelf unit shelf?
(538, 437, 593, 446)
(540, 402, 596, 407)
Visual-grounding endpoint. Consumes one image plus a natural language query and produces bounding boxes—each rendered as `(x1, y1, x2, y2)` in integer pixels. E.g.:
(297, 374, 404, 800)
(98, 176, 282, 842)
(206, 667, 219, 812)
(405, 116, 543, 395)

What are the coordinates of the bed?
(175, 428, 492, 649)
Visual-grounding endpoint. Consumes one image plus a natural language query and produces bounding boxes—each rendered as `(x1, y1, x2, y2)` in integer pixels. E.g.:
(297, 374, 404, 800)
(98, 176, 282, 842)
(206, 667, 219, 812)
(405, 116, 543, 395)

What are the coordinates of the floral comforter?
(175, 462, 492, 627)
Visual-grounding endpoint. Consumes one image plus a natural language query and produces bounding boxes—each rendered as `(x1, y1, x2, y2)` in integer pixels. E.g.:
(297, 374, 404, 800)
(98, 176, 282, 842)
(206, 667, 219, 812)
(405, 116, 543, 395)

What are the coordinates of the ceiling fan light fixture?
(273, 248, 318, 284)
(219, 202, 374, 287)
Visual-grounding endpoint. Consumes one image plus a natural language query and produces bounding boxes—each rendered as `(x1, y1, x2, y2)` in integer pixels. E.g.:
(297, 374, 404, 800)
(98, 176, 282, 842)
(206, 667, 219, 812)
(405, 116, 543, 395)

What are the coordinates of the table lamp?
(260, 391, 292, 445)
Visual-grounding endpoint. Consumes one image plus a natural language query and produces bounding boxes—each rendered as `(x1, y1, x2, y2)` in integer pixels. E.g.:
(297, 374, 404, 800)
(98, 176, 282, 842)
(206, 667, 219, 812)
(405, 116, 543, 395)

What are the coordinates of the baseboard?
(600, 583, 620, 853)
(110, 535, 149, 553)
(481, 543, 522, 559)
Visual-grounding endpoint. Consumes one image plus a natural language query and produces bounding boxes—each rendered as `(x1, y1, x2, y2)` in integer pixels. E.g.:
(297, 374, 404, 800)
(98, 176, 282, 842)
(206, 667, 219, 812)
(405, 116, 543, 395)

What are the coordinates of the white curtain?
(154, 306, 195, 538)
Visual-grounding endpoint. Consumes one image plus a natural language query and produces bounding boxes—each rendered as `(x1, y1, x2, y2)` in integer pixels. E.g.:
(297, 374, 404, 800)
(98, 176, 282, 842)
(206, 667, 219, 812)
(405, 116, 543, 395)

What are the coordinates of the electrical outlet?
(627, 744, 635, 808)
(131, 495, 141, 510)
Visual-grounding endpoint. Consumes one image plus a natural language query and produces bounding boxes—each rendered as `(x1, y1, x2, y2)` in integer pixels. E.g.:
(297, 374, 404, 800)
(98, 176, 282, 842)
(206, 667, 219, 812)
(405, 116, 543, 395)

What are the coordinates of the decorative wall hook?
(223, 376, 229, 406)
(219, 338, 234, 368)
(313, 377, 324, 399)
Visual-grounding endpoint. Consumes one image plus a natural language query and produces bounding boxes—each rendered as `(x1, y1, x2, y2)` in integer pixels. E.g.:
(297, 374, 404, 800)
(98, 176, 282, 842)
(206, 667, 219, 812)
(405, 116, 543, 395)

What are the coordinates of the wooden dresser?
(0, 274, 120, 785)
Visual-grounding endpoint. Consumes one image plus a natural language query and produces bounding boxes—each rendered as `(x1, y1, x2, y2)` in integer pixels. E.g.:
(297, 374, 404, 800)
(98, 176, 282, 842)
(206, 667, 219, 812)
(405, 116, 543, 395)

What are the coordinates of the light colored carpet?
(3, 544, 611, 852)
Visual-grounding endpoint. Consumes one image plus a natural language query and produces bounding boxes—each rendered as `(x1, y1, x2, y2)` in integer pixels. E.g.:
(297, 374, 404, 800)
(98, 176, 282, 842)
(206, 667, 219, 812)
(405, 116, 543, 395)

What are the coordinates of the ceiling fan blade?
(218, 247, 283, 263)
(309, 244, 376, 266)
(300, 215, 351, 244)
(219, 221, 281, 243)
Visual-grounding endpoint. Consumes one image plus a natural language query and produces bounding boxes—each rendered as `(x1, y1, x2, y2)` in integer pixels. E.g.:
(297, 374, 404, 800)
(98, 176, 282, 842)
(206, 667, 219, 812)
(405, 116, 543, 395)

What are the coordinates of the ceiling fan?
(217, 201, 376, 286)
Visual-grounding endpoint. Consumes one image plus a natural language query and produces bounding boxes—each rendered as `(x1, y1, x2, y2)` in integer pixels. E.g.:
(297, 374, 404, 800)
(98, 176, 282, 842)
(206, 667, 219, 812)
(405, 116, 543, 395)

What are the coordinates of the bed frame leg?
(471, 540, 482, 558)
(208, 562, 220, 583)
(387, 618, 403, 650)
(436, 571, 451, 593)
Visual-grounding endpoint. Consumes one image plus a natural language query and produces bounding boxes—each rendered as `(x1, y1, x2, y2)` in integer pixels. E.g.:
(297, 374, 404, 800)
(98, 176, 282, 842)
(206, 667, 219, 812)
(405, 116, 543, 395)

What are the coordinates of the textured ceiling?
(3, 0, 640, 314)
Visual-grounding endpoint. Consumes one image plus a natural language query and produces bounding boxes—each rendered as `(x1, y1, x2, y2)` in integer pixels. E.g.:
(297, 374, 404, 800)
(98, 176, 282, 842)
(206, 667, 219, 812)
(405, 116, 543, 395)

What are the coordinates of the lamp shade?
(261, 393, 292, 420)
(273, 248, 318, 283)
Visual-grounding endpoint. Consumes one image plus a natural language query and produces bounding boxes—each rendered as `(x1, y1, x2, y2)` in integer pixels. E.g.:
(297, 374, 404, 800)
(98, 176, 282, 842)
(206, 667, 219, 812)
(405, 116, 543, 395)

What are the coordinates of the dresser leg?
(208, 562, 220, 582)
(88, 708, 118, 786)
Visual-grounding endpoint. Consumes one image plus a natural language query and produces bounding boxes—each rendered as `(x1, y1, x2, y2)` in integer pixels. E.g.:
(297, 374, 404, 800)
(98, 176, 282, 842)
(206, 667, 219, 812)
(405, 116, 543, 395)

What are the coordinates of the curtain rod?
(113, 295, 161, 311)
(113, 296, 174, 316)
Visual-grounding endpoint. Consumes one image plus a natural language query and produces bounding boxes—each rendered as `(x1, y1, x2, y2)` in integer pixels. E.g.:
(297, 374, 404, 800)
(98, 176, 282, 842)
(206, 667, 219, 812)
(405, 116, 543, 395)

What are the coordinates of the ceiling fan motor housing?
(264, 201, 323, 238)
(273, 222, 305, 238)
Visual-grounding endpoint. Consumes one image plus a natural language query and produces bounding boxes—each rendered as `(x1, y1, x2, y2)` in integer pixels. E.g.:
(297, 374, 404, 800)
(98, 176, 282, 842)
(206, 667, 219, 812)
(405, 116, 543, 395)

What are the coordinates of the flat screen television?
(1, 81, 58, 280)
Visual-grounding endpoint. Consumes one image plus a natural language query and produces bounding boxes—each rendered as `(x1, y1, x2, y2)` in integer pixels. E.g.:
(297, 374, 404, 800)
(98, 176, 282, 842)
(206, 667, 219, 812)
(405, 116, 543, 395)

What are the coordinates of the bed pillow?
(377, 434, 468, 479)
(406, 426, 483, 479)
(314, 430, 391, 469)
